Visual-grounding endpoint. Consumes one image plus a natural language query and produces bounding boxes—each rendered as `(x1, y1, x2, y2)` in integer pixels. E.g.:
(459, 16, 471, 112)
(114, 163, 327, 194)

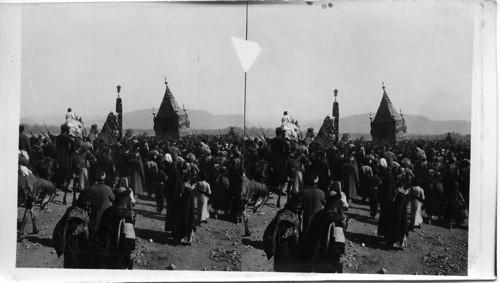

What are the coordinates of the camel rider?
(66, 108, 83, 138)
(282, 111, 292, 124)
(281, 111, 299, 142)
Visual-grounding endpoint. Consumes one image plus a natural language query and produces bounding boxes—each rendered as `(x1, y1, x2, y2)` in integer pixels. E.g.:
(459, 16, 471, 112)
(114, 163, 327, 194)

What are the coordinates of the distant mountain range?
(20, 109, 470, 135)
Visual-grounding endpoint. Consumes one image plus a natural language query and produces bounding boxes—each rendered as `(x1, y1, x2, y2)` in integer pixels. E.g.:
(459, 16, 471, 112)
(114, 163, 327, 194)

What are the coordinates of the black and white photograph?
(0, 0, 496, 281)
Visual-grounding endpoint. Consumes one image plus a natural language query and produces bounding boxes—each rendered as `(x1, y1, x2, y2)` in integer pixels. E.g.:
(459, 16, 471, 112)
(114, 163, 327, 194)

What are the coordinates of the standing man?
(302, 173, 326, 234)
(263, 195, 303, 272)
(57, 124, 76, 199)
(341, 157, 360, 204)
(128, 151, 146, 197)
(89, 171, 115, 237)
(270, 127, 290, 207)
(228, 148, 244, 224)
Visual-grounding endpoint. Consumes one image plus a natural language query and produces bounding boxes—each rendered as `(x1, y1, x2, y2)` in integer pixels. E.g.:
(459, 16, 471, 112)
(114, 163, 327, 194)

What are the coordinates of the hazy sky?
(21, 1, 473, 124)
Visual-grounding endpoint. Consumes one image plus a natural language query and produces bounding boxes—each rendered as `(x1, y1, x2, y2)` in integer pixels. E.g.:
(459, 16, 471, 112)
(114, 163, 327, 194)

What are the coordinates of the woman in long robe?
(212, 167, 231, 218)
(384, 187, 410, 249)
(410, 181, 425, 229)
(194, 174, 211, 224)
(377, 162, 396, 237)
(173, 177, 196, 245)
(164, 165, 183, 232)
(423, 171, 444, 223)
(341, 157, 359, 203)
(127, 153, 145, 196)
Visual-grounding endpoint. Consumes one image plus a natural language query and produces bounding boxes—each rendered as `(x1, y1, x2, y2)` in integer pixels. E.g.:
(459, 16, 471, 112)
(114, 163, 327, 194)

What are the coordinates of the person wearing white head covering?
(379, 158, 388, 168)
(281, 111, 292, 124)
(163, 153, 173, 164)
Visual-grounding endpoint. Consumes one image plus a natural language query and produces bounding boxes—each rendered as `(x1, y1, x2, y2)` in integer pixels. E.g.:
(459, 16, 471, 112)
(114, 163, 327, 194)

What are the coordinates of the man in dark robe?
(164, 164, 183, 232)
(384, 187, 409, 249)
(52, 189, 93, 269)
(95, 186, 136, 269)
(263, 194, 302, 272)
(269, 128, 290, 198)
(89, 171, 115, 237)
(92, 146, 115, 188)
(127, 152, 145, 197)
(377, 164, 396, 237)
(172, 176, 196, 245)
(307, 148, 330, 192)
(301, 174, 325, 234)
(228, 148, 244, 223)
(341, 157, 360, 203)
(302, 189, 347, 273)
(56, 124, 76, 195)
(442, 158, 466, 229)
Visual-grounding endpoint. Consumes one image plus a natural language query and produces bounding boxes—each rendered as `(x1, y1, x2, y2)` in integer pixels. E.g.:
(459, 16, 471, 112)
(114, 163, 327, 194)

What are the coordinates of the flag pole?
(243, 0, 249, 167)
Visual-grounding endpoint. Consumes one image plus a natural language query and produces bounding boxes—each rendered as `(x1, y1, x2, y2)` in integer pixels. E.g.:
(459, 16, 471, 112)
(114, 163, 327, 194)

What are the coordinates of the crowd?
(18, 112, 470, 272)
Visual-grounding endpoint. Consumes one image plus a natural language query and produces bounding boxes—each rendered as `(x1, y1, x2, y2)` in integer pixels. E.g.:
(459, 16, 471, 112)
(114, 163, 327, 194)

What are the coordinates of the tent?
(153, 81, 190, 139)
(370, 84, 407, 144)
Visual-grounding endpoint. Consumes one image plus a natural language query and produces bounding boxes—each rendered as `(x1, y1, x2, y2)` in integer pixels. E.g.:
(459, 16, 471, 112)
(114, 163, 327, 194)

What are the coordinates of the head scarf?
(379, 158, 388, 168)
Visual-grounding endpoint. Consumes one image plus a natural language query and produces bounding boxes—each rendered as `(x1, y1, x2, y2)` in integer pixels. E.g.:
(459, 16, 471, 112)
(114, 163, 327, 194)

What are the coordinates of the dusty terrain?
(17, 191, 467, 276)
(16, 191, 241, 271)
(241, 194, 468, 276)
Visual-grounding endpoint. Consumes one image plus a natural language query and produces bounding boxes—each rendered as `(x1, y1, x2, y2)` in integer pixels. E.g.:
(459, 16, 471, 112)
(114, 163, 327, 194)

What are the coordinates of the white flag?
(231, 36, 261, 73)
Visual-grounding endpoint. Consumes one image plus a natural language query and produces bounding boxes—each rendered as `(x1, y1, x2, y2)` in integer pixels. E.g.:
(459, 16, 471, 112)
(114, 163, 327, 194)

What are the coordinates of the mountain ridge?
(20, 109, 471, 135)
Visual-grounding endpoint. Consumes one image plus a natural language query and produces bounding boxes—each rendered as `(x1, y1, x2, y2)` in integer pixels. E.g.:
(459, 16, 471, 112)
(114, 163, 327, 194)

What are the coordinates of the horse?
(241, 176, 268, 237)
(248, 160, 288, 207)
(18, 174, 57, 235)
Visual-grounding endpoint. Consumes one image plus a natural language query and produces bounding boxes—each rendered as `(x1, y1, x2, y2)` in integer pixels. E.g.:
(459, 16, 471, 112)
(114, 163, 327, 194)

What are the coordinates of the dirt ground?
(17, 191, 467, 276)
(241, 194, 468, 276)
(16, 191, 241, 271)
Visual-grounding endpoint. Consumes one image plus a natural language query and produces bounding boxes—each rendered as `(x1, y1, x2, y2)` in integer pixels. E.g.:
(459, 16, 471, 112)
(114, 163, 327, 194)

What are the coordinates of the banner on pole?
(231, 36, 261, 73)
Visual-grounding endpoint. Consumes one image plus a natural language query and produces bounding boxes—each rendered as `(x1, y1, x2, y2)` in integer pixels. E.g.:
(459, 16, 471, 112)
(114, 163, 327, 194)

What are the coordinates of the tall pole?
(116, 85, 123, 139)
(333, 89, 339, 143)
(242, 0, 249, 165)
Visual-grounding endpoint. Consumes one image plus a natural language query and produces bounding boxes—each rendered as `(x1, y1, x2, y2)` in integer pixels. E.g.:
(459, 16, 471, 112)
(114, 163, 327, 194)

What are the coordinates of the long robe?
(96, 205, 135, 269)
(52, 206, 92, 269)
(89, 183, 115, 235)
(384, 190, 409, 246)
(424, 178, 444, 218)
(302, 201, 346, 273)
(410, 186, 425, 227)
(195, 180, 211, 222)
(301, 186, 326, 234)
(341, 162, 359, 200)
(212, 174, 231, 212)
(263, 209, 301, 272)
(377, 167, 396, 236)
(269, 137, 290, 187)
(228, 157, 244, 221)
(164, 168, 183, 231)
(144, 160, 158, 195)
(128, 157, 145, 196)
(173, 182, 196, 244)
(56, 133, 75, 179)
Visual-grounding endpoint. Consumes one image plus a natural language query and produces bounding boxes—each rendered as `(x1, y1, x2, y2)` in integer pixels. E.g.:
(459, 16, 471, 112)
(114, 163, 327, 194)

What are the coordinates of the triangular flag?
(231, 36, 261, 72)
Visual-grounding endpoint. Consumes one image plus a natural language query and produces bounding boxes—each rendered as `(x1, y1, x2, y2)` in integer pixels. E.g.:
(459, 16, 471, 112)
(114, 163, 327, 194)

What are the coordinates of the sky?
(20, 1, 473, 124)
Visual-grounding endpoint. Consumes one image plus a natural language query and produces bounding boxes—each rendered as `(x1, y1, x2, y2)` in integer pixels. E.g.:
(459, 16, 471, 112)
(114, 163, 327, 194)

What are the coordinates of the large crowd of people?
(17, 112, 470, 272)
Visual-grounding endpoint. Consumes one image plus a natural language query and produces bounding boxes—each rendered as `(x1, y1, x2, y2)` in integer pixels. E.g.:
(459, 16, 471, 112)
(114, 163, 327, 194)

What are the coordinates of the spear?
(256, 133, 265, 142)
(34, 126, 49, 139)
(258, 123, 267, 140)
